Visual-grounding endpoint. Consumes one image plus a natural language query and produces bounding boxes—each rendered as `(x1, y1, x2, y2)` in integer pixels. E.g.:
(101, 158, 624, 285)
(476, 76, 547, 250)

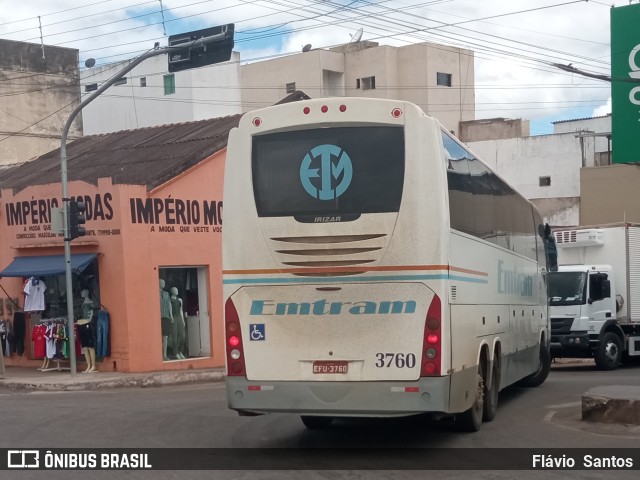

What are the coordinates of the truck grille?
(550, 317, 574, 335)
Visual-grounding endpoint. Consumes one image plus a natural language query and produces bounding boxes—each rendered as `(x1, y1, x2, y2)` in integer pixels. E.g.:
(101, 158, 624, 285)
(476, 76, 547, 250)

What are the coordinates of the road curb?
(582, 385, 640, 425)
(1, 370, 226, 392)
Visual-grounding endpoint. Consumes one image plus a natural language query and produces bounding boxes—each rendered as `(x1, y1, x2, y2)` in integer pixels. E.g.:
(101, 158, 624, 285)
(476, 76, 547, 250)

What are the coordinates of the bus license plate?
(313, 361, 348, 374)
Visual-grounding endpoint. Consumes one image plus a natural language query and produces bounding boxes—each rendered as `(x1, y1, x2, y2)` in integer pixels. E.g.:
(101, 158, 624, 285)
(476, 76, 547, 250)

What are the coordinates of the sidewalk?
(0, 365, 226, 392)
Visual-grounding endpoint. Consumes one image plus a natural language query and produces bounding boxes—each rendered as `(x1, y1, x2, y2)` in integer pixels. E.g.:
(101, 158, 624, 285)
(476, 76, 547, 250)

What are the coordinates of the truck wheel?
(519, 343, 551, 388)
(594, 332, 622, 370)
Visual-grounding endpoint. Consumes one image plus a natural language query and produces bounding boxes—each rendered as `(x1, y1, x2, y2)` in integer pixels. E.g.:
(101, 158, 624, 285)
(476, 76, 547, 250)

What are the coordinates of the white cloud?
(593, 97, 612, 117)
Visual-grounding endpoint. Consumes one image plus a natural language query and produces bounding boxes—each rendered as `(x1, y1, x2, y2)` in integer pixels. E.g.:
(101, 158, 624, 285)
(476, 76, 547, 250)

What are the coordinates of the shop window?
(28, 259, 102, 362)
(539, 176, 551, 187)
(159, 267, 210, 362)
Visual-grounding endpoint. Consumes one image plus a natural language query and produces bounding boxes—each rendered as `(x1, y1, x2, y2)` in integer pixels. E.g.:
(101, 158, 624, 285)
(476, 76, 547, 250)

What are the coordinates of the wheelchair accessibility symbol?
(249, 324, 265, 341)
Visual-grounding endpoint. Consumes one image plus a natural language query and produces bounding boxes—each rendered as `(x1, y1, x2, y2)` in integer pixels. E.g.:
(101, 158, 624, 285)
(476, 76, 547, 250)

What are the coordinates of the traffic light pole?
(60, 30, 231, 375)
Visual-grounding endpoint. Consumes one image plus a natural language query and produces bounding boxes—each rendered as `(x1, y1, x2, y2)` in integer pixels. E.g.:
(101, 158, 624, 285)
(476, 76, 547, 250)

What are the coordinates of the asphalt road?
(1, 361, 639, 479)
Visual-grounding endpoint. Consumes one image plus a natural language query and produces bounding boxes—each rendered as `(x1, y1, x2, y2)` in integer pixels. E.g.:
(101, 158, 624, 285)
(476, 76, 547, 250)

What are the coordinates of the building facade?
(81, 53, 242, 135)
(0, 39, 82, 169)
(80, 40, 475, 136)
(0, 116, 239, 373)
(241, 41, 476, 135)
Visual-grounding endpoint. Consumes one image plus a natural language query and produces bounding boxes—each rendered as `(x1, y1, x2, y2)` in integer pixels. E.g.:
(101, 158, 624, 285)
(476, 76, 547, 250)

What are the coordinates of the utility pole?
(60, 25, 234, 375)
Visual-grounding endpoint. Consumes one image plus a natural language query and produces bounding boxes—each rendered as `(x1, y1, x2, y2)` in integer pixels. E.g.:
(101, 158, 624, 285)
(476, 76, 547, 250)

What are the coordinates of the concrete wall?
(553, 115, 611, 160)
(82, 53, 242, 135)
(241, 49, 344, 110)
(553, 115, 611, 134)
(0, 40, 81, 168)
(459, 118, 530, 143)
(580, 164, 640, 224)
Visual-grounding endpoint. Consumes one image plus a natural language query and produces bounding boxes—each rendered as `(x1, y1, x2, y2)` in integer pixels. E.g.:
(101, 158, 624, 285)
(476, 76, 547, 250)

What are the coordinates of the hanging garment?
(0, 320, 9, 357)
(96, 310, 110, 357)
(54, 324, 68, 359)
(31, 323, 47, 358)
(12, 312, 26, 356)
(76, 321, 95, 349)
(73, 324, 82, 357)
(23, 277, 46, 312)
(44, 323, 57, 359)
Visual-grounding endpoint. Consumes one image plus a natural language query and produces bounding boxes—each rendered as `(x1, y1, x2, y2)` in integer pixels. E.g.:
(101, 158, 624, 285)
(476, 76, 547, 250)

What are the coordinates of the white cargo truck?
(548, 223, 640, 370)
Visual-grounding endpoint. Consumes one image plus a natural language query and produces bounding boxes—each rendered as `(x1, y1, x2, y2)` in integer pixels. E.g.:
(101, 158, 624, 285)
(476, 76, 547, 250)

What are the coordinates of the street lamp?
(60, 26, 234, 375)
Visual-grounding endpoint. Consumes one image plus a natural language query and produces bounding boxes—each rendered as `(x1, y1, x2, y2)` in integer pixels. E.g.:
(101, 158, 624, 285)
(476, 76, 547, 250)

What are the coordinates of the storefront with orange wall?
(0, 147, 227, 373)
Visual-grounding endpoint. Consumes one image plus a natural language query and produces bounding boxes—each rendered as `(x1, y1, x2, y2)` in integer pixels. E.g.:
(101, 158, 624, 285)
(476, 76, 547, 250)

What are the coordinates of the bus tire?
(301, 416, 333, 429)
(519, 343, 551, 388)
(483, 357, 499, 422)
(594, 332, 622, 371)
(457, 362, 484, 432)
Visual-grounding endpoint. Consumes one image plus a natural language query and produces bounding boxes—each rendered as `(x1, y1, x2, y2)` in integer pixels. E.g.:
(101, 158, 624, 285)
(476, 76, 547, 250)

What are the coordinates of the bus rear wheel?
(457, 362, 484, 432)
(483, 357, 499, 422)
(519, 343, 551, 388)
(301, 416, 333, 429)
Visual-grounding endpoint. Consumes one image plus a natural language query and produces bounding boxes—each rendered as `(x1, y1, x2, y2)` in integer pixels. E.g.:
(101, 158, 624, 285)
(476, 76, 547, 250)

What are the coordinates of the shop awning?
(0, 254, 97, 278)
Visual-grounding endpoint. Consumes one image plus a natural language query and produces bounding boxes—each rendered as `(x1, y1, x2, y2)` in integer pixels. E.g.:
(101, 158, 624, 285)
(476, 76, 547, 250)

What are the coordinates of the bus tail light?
(225, 298, 246, 376)
(420, 294, 441, 376)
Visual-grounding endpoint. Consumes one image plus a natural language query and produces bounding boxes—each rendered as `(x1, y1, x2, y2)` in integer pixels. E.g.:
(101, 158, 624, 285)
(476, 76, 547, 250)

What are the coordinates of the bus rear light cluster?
(420, 294, 442, 376)
(302, 104, 347, 114)
(225, 299, 246, 376)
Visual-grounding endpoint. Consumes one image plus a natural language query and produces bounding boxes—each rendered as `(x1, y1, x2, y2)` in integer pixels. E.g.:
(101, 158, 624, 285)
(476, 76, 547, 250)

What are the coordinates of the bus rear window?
(252, 126, 404, 219)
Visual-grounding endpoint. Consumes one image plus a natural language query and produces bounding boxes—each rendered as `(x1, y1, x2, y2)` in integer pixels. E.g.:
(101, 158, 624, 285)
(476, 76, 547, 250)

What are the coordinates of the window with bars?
(357, 76, 375, 90)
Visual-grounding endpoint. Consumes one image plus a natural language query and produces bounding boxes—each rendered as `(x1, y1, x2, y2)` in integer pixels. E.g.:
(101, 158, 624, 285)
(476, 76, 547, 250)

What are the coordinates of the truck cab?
(548, 265, 621, 368)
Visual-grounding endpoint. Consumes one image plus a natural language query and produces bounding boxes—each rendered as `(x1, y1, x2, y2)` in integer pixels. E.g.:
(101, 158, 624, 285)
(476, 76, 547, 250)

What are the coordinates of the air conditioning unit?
(555, 229, 605, 248)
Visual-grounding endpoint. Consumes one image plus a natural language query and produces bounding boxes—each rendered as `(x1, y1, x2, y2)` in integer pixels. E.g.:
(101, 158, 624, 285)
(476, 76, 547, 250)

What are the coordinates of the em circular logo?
(300, 144, 353, 200)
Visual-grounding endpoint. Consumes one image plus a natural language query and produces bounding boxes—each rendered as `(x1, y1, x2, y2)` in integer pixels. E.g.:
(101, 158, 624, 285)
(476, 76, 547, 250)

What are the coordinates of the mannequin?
(159, 279, 173, 361)
(77, 289, 96, 373)
(170, 287, 186, 360)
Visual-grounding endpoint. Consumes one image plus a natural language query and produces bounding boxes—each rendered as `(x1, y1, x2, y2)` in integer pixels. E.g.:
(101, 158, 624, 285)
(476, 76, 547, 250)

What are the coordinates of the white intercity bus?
(222, 98, 550, 431)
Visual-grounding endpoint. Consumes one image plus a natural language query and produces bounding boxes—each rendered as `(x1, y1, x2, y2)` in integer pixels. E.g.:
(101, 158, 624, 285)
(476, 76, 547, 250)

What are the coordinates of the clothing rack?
(40, 358, 69, 372)
(34, 317, 70, 372)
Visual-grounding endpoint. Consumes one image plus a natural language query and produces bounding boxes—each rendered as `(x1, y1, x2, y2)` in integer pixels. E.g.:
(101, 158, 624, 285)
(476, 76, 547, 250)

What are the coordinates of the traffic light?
(168, 24, 235, 73)
(67, 199, 87, 240)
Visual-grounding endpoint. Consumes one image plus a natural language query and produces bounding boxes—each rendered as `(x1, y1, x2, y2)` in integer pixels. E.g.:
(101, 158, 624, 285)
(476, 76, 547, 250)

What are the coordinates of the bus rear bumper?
(225, 376, 452, 417)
